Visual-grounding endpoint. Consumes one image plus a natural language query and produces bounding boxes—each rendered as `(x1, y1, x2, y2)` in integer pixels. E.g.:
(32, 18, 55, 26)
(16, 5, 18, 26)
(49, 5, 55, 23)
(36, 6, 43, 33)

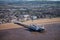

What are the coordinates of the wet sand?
(0, 23, 60, 40)
(0, 23, 23, 30)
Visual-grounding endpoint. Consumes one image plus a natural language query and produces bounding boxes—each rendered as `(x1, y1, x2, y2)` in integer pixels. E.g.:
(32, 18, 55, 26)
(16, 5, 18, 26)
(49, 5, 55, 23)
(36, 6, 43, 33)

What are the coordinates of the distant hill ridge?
(0, 1, 60, 5)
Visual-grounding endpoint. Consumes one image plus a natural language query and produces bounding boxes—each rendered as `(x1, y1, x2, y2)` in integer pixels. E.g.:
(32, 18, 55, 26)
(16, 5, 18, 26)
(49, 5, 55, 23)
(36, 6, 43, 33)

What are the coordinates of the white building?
(31, 16, 37, 20)
(23, 15, 30, 21)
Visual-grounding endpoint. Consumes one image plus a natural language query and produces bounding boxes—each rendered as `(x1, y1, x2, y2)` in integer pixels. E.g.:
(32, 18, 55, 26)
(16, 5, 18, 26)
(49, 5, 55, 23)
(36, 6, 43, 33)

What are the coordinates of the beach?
(0, 18, 60, 40)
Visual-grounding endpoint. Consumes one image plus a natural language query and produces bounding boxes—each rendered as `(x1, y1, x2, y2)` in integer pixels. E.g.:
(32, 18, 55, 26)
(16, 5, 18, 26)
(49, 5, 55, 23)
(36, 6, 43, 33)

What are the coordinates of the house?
(31, 16, 37, 20)
(23, 15, 31, 21)
(11, 16, 17, 23)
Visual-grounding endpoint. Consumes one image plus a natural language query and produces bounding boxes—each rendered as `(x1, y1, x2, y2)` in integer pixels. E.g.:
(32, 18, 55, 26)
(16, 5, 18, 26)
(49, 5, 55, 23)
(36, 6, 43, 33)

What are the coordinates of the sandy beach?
(0, 18, 60, 30)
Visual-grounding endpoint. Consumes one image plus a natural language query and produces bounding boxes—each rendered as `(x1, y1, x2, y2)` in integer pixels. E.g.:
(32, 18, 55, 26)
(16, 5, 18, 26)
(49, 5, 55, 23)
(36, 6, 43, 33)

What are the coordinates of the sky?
(22, 0, 60, 1)
(0, 0, 60, 1)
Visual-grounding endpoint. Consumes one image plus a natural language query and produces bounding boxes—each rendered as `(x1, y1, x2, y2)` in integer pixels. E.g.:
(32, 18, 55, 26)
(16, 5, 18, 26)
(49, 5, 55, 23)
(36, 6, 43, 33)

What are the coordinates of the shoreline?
(0, 18, 60, 30)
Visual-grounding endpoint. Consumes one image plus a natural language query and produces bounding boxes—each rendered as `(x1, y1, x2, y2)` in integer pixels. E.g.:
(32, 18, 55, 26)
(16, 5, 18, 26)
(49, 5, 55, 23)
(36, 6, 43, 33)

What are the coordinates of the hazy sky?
(0, 0, 60, 1)
(22, 0, 60, 1)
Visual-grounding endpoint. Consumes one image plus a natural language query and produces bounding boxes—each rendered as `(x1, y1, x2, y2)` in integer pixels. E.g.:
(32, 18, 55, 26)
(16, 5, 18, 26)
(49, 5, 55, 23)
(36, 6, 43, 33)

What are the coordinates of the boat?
(28, 24, 45, 32)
